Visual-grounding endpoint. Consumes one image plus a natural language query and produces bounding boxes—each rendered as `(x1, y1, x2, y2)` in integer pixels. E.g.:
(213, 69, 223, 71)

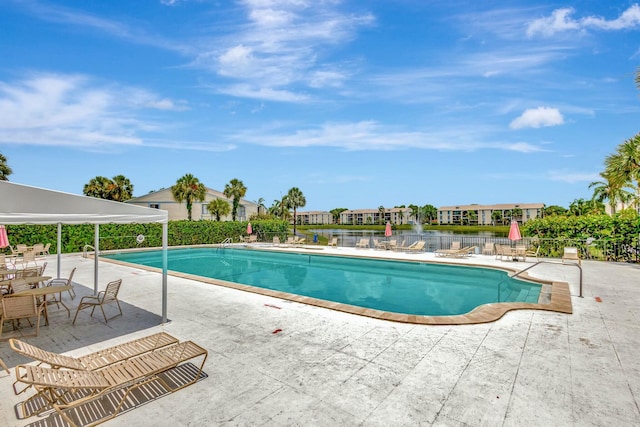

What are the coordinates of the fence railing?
(249, 232, 639, 263)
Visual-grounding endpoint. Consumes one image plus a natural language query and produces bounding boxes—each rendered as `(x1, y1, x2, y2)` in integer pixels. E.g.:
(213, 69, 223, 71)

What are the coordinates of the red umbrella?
(384, 222, 392, 237)
(247, 223, 252, 235)
(0, 225, 8, 248)
(508, 220, 521, 241)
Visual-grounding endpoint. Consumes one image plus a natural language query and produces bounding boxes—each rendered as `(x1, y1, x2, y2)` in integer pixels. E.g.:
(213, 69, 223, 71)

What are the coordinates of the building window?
(149, 203, 160, 209)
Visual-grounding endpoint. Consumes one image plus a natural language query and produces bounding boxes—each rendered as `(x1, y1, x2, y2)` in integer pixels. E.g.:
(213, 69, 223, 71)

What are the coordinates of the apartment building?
(438, 203, 545, 225)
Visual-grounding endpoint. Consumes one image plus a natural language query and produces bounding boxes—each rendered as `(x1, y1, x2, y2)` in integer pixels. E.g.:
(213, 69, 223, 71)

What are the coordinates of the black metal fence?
(253, 231, 640, 263)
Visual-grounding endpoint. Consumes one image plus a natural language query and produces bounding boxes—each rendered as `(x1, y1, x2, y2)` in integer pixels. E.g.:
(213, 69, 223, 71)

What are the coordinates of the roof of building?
(438, 203, 545, 211)
(128, 186, 257, 206)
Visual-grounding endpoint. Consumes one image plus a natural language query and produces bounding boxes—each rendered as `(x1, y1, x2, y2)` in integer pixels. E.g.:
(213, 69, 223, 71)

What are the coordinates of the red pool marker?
(595, 297, 602, 302)
(272, 328, 282, 334)
(264, 304, 281, 309)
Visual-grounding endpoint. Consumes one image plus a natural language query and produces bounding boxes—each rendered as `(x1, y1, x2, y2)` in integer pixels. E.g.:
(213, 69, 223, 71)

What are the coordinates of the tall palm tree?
(207, 198, 231, 221)
(408, 204, 421, 224)
(378, 205, 385, 225)
(589, 171, 633, 215)
(0, 152, 12, 181)
(285, 187, 306, 235)
(109, 175, 134, 201)
(223, 178, 247, 221)
(171, 174, 206, 221)
(256, 197, 266, 215)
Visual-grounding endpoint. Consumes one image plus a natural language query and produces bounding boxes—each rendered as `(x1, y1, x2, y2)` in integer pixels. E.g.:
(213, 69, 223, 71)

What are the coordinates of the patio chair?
(15, 340, 208, 424)
(32, 243, 44, 258)
(562, 247, 581, 265)
(0, 293, 47, 338)
(0, 357, 8, 374)
(72, 278, 123, 324)
(525, 245, 540, 261)
(450, 241, 461, 250)
(44, 267, 77, 314)
(327, 237, 338, 247)
(42, 243, 51, 256)
(482, 242, 495, 255)
(273, 236, 281, 246)
(18, 250, 38, 268)
(355, 238, 370, 248)
(393, 239, 407, 251)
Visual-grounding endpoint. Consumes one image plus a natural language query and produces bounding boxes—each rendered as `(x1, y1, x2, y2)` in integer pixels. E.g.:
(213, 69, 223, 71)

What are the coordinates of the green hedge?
(522, 209, 639, 261)
(3, 220, 289, 254)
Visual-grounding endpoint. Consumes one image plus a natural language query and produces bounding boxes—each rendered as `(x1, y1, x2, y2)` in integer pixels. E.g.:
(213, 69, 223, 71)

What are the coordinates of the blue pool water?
(104, 248, 541, 316)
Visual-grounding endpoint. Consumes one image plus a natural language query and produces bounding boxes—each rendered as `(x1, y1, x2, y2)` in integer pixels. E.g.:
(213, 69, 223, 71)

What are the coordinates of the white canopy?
(0, 181, 167, 225)
(0, 181, 169, 323)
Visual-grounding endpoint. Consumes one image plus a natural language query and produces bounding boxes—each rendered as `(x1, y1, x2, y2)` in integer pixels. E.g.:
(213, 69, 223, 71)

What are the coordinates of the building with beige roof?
(127, 187, 259, 221)
(438, 203, 544, 225)
(339, 207, 416, 225)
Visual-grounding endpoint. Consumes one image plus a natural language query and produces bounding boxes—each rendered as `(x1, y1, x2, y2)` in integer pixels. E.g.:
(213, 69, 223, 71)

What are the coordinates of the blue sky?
(1, 1, 639, 212)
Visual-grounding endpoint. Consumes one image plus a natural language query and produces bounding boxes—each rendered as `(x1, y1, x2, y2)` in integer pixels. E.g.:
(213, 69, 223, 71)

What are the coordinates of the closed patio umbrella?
(247, 222, 252, 234)
(384, 222, 392, 238)
(508, 220, 521, 241)
(0, 225, 8, 248)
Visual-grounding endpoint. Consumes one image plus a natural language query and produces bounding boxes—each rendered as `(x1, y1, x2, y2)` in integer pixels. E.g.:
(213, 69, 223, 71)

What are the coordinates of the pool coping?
(98, 245, 572, 325)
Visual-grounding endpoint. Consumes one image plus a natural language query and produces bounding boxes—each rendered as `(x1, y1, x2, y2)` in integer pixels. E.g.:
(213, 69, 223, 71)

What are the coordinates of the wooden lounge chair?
(9, 332, 179, 397)
(0, 293, 46, 338)
(327, 237, 338, 247)
(405, 240, 426, 253)
(434, 246, 475, 258)
(10, 332, 179, 371)
(15, 340, 208, 425)
(562, 247, 581, 265)
(72, 279, 123, 324)
(525, 245, 540, 261)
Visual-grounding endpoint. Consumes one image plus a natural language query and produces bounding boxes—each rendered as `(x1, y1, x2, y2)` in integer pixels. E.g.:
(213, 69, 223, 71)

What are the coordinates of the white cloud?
(527, 5, 640, 37)
(0, 73, 185, 148)
(547, 171, 600, 183)
(510, 107, 564, 129)
(194, 1, 374, 101)
(230, 120, 547, 152)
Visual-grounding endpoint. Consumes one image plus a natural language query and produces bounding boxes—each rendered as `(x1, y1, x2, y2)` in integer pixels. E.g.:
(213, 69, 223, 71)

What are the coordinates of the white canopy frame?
(0, 181, 169, 323)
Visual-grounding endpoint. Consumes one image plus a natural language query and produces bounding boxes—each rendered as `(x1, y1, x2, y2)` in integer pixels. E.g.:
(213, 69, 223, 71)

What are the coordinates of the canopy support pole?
(94, 224, 99, 295)
(56, 223, 62, 279)
(162, 222, 168, 323)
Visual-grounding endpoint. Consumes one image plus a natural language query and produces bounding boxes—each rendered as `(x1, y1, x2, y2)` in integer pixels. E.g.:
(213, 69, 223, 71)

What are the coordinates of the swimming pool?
(104, 247, 541, 317)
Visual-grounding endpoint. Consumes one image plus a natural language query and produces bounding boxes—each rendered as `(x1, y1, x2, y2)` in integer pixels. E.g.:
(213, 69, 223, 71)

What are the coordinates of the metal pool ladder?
(509, 260, 583, 298)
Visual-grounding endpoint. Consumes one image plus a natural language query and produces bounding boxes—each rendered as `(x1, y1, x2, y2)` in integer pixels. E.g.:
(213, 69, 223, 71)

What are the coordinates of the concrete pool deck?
(1, 247, 639, 426)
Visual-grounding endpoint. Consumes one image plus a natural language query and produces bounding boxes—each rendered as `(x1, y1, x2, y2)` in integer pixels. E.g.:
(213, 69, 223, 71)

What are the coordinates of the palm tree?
(109, 175, 134, 201)
(83, 176, 112, 199)
(207, 198, 231, 221)
(171, 174, 206, 221)
(589, 171, 633, 215)
(83, 175, 134, 201)
(408, 204, 421, 224)
(330, 208, 347, 224)
(378, 205, 386, 225)
(0, 152, 12, 181)
(223, 178, 247, 221)
(284, 187, 306, 236)
(605, 133, 640, 211)
(422, 204, 438, 223)
(491, 210, 502, 226)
